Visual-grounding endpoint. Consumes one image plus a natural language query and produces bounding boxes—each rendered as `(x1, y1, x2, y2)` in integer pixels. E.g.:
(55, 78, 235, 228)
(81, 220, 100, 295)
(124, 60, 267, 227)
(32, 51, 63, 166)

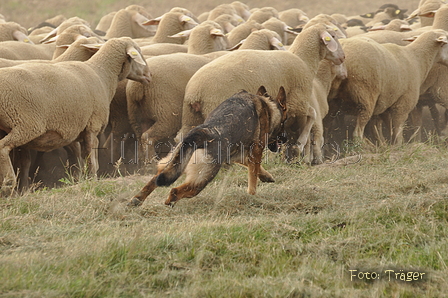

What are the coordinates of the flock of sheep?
(0, 0, 447, 196)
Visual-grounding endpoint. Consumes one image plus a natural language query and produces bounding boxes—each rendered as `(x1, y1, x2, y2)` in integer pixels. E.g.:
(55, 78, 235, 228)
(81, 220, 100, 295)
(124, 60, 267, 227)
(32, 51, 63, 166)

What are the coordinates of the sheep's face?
(438, 36, 448, 67)
(122, 46, 151, 84)
(321, 29, 345, 65)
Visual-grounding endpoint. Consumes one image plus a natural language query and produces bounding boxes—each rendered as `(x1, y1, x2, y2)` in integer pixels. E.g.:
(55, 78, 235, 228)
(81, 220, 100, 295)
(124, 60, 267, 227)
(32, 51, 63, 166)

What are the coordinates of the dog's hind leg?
(165, 149, 221, 206)
(237, 162, 275, 183)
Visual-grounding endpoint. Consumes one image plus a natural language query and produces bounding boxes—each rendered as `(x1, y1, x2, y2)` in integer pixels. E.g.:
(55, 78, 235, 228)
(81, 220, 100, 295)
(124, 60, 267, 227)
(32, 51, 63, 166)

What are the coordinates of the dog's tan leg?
(236, 162, 275, 183)
(165, 183, 205, 206)
(128, 175, 158, 206)
(247, 144, 263, 195)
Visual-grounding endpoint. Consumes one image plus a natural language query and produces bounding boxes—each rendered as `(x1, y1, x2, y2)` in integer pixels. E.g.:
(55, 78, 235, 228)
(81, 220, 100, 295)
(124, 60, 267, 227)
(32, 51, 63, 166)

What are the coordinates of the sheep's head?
(320, 26, 345, 65)
(124, 45, 151, 84)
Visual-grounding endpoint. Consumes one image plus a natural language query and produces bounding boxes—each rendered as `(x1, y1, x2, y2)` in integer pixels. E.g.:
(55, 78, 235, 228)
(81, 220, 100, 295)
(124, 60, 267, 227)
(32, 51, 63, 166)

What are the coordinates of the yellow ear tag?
(24, 39, 29, 43)
(324, 36, 332, 41)
(395, 10, 401, 15)
(185, 18, 191, 21)
(367, 13, 372, 17)
(278, 42, 284, 47)
(131, 51, 138, 56)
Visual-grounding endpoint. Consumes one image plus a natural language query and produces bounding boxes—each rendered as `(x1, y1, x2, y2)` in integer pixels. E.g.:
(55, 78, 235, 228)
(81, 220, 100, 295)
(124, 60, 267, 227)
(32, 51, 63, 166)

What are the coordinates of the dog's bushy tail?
(156, 129, 207, 187)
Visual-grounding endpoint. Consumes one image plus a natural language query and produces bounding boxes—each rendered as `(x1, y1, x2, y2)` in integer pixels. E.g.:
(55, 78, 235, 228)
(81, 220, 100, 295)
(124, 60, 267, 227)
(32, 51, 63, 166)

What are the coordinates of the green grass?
(1, 141, 448, 297)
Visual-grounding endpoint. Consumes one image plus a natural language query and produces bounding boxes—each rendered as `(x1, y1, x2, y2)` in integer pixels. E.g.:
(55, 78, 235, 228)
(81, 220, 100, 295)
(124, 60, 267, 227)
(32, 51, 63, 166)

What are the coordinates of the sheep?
(305, 59, 347, 164)
(230, 1, 252, 20)
(407, 0, 444, 27)
(213, 13, 243, 34)
(0, 41, 55, 60)
(261, 17, 297, 45)
(279, 8, 309, 28)
(28, 14, 66, 33)
(170, 21, 228, 54)
(230, 29, 285, 51)
(125, 53, 220, 170)
(51, 24, 104, 59)
(332, 29, 448, 145)
(279, 8, 309, 45)
(39, 16, 91, 43)
(207, 4, 242, 21)
(140, 43, 188, 56)
(95, 11, 116, 33)
(367, 19, 412, 32)
(226, 20, 264, 48)
(145, 11, 198, 44)
(104, 5, 156, 39)
(247, 7, 279, 24)
(178, 23, 345, 163)
(0, 22, 33, 43)
(0, 37, 150, 195)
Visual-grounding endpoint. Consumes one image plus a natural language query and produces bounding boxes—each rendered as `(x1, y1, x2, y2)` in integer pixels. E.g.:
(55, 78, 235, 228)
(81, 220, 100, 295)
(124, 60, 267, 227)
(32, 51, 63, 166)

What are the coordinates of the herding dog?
(128, 86, 287, 207)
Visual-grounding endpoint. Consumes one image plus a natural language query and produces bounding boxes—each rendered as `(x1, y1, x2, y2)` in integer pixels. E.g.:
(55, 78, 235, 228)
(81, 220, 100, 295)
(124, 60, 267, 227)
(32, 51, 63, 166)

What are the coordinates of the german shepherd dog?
(128, 86, 287, 207)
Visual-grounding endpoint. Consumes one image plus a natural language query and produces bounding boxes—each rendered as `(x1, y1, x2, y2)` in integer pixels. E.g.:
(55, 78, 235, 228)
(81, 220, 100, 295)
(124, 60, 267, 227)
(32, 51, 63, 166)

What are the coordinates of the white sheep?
(104, 5, 156, 39)
(179, 23, 345, 162)
(226, 20, 263, 48)
(169, 21, 228, 54)
(247, 7, 279, 24)
(125, 53, 219, 169)
(39, 16, 91, 43)
(145, 11, 198, 45)
(0, 41, 55, 60)
(0, 22, 33, 43)
(230, 29, 285, 51)
(261, 17, 297, 45)
(333, 29, 448, 145)
(0, 37, 150, 195)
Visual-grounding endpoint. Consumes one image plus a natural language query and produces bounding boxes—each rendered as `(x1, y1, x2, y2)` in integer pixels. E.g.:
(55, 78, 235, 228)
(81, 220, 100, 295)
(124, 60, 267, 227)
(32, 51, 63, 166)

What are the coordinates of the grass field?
(1, 140, 448, 297)
(1, 0, 447, 297)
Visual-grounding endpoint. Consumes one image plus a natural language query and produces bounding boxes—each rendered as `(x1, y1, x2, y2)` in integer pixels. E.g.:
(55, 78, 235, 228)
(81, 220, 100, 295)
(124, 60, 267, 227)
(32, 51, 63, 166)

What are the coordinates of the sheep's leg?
(390, 111, 411, 145)
(0, 145, 16, 196)
(0, 128, 44, 195)
(139, 122, 177, 169)
(83, 132, 99, 177)
(16, 148, 31, 191)
(353, 107, 374, 141)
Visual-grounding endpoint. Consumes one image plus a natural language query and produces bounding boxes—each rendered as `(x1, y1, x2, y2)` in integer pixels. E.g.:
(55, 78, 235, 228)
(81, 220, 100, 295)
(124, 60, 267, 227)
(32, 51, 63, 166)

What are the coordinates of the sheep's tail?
(156, 129, 207, 187)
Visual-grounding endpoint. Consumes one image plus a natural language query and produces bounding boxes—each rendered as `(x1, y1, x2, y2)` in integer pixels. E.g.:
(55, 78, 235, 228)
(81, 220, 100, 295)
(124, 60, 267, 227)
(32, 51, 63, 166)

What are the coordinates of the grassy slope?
(0, 0, 445, 297)
(1, 142, 448, 297)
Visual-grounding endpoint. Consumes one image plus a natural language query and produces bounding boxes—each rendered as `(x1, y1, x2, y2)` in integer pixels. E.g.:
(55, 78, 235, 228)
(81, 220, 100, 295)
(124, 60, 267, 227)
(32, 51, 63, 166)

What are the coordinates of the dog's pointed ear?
(276, 86, 287, 111)
(256, 86, 268, 97)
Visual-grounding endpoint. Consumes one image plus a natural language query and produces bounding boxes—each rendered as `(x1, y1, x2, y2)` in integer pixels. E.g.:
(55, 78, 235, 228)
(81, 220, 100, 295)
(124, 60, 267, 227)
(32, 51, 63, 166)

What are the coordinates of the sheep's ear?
(285, 26, 299, 35)
(420, 10, 437, 18)
(179, 14, 198, 26)
(269, 37, 285, 50)
(402, 35, 419, 42)
(228, 39, 244, 50)
(400, 24, 412, 31)
(256, 86, 268, 97)
(210, 28, 225, 37)
(169, 29, 193, 38)
(132, 12, 152, 30)
(437, 35, 448, 44)
(39, 27, 59, 43)
(12, 30, 33, 44)
(276, 86, 287, 111)
(406, 9, 420, 20)
(81, 43, 103, 52)
(321, 31, 338, 52)
(367, 25, 386, 31)
(143, 15, 162, 26)
(127, 46, 146, 65)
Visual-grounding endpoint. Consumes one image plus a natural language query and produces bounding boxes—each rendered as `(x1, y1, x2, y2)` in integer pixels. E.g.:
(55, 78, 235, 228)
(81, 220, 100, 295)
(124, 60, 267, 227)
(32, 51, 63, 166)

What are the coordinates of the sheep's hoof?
(127, 197, 143, 207)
